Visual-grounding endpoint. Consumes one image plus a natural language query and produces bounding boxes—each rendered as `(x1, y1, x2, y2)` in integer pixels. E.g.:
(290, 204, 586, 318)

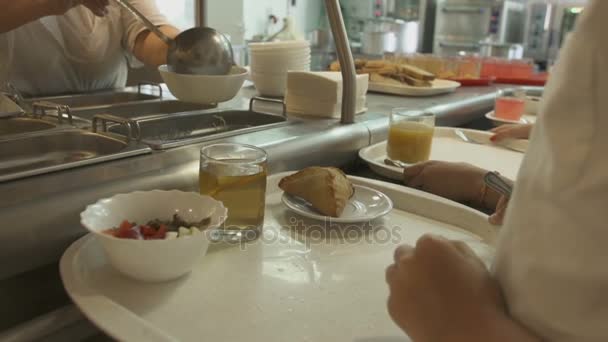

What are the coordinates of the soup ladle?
(114, 0, 234, 75)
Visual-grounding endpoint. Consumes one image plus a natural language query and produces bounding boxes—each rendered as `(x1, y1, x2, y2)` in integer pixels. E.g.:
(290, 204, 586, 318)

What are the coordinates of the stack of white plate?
(248, 40, 311, 97)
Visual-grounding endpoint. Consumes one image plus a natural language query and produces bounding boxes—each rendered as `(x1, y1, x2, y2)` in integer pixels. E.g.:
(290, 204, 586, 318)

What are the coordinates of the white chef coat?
(494, 0, 608, 341)
(0, 1, 168, 97)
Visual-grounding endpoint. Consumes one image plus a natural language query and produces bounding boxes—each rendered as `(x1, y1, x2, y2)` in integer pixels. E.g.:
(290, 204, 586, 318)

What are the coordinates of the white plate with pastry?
(279, 167, 393, 223)
(359, 127, 527, 181)
(485, 111, 537, 126)
(282, 184, 393, 223)
(368, 78, 461, 97)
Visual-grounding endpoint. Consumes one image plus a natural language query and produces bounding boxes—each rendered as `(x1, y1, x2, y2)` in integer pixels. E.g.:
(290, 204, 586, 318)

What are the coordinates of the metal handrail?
(325, 0, 356, 124)
(249, 96, 287, 117)
(31, 101, 73, 125)
(92, 113, 141, 143)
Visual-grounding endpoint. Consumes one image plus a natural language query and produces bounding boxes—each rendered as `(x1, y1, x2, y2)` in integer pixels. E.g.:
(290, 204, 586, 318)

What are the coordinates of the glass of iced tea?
(199, 143, 267, 242)
(387, 109, 435, 164)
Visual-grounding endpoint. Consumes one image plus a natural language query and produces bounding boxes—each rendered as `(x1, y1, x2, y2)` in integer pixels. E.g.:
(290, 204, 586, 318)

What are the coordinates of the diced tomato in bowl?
(81, 190, 227, 282)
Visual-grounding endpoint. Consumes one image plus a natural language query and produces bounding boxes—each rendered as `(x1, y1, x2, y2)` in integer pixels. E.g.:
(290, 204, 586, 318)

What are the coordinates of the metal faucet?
(324, 0, 356, 124)
(4, 82, 25, 107)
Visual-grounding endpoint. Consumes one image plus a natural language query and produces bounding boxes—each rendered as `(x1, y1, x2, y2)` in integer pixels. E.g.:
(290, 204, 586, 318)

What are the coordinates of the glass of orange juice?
(387, 109, 435, 164)
(200, 143, 267, 242)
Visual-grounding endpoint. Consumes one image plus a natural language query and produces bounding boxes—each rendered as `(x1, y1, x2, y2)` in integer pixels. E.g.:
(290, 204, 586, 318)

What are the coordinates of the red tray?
(494, 73, 548, 86)
(448, 77, 496, 86)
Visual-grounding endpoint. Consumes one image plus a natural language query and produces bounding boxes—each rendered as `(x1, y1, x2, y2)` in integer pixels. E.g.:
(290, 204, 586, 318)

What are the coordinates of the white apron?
(0, 1, 167, 97)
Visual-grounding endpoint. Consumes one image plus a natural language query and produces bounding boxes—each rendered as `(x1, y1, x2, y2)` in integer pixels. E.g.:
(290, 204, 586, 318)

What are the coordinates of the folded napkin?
(286, 93, 367, 118)
(286, 71, 369, 118)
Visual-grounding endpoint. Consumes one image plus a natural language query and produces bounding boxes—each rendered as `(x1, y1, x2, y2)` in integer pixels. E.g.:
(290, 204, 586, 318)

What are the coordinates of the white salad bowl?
(81, 190, 227, 283)
(159, 65, 248, 104)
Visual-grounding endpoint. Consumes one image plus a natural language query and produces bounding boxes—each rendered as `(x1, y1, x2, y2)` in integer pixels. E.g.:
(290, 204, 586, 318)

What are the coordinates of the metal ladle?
(114, 0, 233, 75)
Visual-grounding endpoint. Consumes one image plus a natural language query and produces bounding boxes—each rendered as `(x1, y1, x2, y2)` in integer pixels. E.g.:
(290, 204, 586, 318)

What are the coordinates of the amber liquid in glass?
(200, 161, 267, 231)
(387, 122, 434, 163)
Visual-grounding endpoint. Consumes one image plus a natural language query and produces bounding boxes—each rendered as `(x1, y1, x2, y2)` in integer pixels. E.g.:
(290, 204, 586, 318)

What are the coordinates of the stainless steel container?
(433, 0, 491, 55)
(393, 19, 420, 53)
(362, 31, 395, 55)
(308, 29, 334, 51)
(480, 41, 524, 59)
(359, 18, 420, 56)
(361, 18, 397, 55)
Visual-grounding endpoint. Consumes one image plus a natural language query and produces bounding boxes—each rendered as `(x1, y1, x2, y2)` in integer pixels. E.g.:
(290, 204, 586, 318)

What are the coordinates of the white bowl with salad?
(81, 190, 227, 282)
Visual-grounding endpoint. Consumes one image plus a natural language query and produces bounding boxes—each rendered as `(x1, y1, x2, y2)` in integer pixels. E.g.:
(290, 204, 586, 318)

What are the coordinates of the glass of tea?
(387, 109, 435, 164)
(199, 143, 267, 242)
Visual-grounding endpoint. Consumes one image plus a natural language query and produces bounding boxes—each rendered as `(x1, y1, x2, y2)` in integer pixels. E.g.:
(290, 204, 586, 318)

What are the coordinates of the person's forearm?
(133, 25, 179, 67)
(0, 0, 53, 33)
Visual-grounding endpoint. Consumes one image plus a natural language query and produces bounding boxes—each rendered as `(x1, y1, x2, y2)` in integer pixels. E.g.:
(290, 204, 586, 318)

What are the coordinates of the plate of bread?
(330, 59, 461, 97)
(279, 167, 393, 223)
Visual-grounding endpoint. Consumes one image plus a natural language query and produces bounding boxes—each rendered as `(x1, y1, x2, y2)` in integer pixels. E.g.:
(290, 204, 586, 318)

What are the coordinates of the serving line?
(0, 83, 540, 337)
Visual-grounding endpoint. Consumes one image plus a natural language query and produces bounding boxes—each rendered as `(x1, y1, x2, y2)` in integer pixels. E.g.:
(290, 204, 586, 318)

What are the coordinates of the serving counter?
(0, 83, 540, 339)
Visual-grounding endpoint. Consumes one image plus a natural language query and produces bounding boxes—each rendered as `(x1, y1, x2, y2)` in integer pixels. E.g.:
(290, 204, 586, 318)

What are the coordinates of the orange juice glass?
(387, 110, 435, 164)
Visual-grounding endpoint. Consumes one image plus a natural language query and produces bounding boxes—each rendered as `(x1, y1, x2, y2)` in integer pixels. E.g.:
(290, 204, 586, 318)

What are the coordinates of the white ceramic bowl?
(248, 40, 310, 51)
(81, 190, 227, 283)
(249, 50, 311, 59)
(249, 46, 311, 54)
(159, 65, 248, 104)
(251, 54, 311, 64)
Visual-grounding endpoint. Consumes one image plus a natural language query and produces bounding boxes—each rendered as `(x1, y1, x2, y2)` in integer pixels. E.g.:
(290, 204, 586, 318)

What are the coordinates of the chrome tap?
(324, 0, 356, 124)
(4, 82, 24, 106)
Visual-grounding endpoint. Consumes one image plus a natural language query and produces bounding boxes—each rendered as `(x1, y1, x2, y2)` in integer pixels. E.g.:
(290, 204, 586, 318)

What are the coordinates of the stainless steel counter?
(0, 83, 540, 336)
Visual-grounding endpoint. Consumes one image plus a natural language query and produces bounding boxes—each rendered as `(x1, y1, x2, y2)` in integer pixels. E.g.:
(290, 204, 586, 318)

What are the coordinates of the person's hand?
(489, 195, 508, 225)
(46, 0, 109, 17)
(490, 124, 533, 143)
(403, 161, 487, 206)
(385, 235, 506, 341)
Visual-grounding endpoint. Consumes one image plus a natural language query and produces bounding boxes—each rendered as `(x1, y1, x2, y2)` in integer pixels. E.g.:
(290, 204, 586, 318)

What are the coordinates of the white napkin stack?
(285, 72, 369, 118)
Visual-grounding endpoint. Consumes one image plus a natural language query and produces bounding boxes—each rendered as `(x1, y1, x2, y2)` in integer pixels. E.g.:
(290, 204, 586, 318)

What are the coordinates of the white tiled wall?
(154, 0, 197, 31)
(206, 0, 323, 44)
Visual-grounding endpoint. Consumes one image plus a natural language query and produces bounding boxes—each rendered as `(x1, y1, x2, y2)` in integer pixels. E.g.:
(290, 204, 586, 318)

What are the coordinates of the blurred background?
(130, 0, 586, 83)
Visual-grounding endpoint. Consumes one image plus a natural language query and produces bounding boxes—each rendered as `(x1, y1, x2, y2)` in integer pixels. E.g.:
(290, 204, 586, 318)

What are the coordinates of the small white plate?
(524, 96, 541, 115)
(485, 111, 537, 126)
(358, 127, 527, 181)
(281, 185, 393, 223)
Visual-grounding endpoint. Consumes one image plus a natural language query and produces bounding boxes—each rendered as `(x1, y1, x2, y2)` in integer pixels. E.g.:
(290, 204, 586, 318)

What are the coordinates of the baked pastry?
(370, 73, 404, 87)
(397, 74, 432, 87)
(370, 73, 432, 88)
(398, 64, 435, 81)
(330, 59, 369, 72)
(279, 167, 355, 217)
(329, 59, 435, 88)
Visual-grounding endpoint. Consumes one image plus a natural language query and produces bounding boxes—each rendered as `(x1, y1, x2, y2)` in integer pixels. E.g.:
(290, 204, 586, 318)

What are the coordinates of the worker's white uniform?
(494, 1, 608, 341)
(0, 1, 168, 96)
